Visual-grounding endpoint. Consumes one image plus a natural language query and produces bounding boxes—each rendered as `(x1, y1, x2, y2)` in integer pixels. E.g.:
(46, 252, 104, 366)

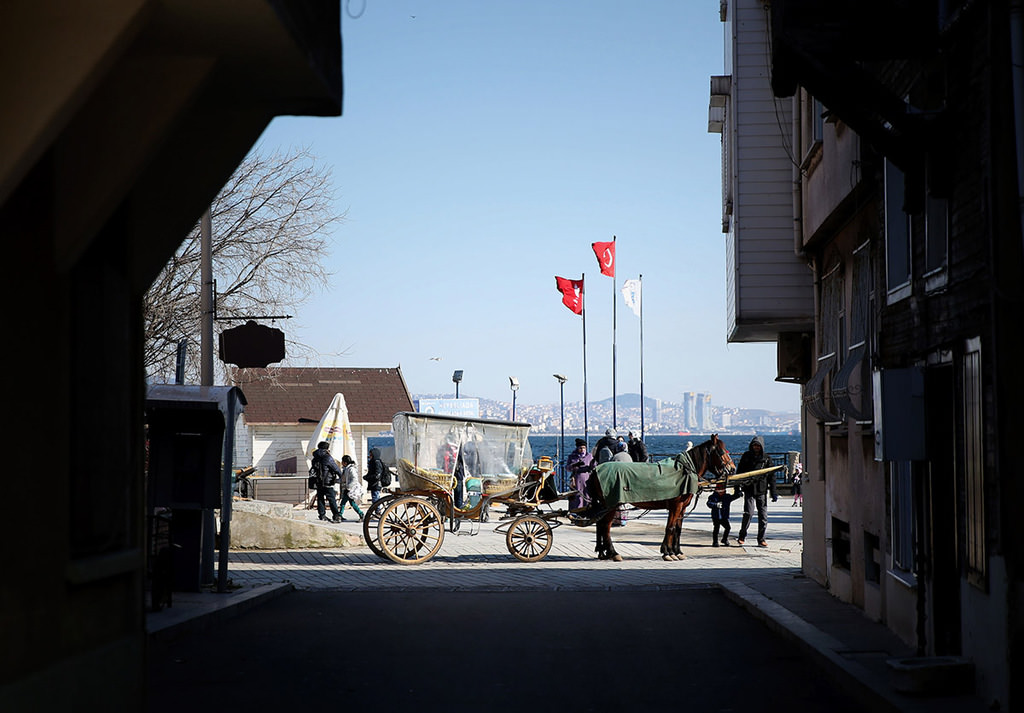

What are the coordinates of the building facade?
(710, 0, 1023, 706)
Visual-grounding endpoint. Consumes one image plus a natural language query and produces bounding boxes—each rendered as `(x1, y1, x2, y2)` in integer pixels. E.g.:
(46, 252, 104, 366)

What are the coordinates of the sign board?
(415, 398, 480, 418)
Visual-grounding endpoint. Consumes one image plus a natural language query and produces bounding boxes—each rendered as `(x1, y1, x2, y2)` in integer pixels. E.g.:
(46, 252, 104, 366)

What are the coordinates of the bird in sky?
(429, 356, 441, 361)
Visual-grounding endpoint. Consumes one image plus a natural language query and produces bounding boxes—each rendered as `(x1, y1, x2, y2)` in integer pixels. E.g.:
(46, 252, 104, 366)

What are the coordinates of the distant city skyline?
(412, 391, 800, 436)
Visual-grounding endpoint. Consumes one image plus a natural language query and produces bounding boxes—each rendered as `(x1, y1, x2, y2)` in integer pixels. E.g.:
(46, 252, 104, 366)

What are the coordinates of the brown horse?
(590, 435, 735, 562)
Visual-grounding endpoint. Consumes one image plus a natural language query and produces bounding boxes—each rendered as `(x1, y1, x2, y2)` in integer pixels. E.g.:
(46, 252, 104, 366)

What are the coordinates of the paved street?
(147, 496, 989, 713)
(222, 496, 806, 592)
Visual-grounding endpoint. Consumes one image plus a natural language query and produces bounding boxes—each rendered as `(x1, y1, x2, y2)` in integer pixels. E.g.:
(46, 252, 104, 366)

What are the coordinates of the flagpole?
(581, 272, 589, 448)
(611, 235, 617, 431)
(639, 274, 645, 441)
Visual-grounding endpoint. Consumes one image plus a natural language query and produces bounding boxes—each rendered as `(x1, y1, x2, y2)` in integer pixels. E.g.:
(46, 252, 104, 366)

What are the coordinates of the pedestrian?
(364, 447, 385, 503)
(611, 440, 632, 462)
(453, 440, 479, 510)
(337, 455, 365, 521)
(792, 462, 803, 507)
(736, 436, 778, 547)
(594, 428, 617, 464)
(706, 483, 741, 546)
(310, 440, 343, 523)
(627, 431, 648, 463)
(566, 438, 595, 511)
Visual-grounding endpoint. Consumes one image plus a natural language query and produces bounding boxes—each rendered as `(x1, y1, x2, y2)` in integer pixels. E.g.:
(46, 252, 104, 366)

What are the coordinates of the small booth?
(145, 385, 246, 601)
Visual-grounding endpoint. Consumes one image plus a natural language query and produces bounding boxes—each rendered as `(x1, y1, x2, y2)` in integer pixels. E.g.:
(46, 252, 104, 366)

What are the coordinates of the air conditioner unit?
(776, 332, 812, 384)
(872, 367, 925, 462)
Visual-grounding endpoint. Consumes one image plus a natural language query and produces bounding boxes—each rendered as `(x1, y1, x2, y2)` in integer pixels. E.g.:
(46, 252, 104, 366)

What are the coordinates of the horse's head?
(703, 434, 735, 478)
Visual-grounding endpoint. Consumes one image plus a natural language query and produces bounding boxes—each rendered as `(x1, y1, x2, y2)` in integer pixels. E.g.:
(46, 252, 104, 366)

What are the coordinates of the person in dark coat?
(736, 435, 778, 547)
(594, 428, 618, 464)
(364, 447, 386, 503)
(707, 483, 741, 546)
(311, 441, 343, 523)
(627, 431, 648, 463)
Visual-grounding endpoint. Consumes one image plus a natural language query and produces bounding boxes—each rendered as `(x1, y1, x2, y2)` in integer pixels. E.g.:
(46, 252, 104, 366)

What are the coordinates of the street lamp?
(509, 376, 519, 421)
(452, 370, 463, 399)
(554, 374, 567, 490)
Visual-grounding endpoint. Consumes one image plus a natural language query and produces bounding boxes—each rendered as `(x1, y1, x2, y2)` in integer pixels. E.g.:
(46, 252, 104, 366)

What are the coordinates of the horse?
(588, 435, 735, 562)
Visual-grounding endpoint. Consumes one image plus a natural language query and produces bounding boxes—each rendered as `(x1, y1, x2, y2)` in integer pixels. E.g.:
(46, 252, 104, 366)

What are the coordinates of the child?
(792, 463, 803, 507)
(707, 484, 741, 547)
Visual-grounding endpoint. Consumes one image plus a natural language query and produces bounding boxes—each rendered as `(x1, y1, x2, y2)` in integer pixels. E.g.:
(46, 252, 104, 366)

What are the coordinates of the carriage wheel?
(362, 495, 398, 559)
(505, 515, 553, 562)
(377, 496, 445, 565)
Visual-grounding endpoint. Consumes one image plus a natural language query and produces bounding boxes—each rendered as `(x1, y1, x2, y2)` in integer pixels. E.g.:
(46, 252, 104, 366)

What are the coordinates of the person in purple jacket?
(565, 438, 594, 512)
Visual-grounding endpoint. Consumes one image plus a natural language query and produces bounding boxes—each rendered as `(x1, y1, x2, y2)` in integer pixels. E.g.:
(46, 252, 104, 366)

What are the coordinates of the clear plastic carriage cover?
(391, 412, 533, 482)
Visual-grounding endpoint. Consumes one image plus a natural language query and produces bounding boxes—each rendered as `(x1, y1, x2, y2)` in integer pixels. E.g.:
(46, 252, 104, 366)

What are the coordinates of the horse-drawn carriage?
(365, 409, 784, 564)
(363, 412, 570, 564)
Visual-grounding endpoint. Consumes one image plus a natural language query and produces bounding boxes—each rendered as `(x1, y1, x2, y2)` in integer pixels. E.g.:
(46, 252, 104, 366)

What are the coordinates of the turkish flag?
(592, 240, 615, 277)
(555, 276, 584, 315)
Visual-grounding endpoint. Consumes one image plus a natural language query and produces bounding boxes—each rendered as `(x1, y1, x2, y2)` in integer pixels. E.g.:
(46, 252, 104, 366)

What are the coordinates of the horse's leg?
(674, 495, 694, 559)
(660, 500, 680, 560)
(598, 512, 621, 561)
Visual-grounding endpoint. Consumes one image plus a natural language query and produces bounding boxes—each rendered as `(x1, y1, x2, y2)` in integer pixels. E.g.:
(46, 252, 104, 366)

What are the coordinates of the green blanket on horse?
(594, 452, 700, 509)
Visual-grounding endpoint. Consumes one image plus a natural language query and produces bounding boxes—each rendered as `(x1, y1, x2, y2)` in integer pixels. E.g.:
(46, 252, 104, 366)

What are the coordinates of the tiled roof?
(229, 366, 414, 425)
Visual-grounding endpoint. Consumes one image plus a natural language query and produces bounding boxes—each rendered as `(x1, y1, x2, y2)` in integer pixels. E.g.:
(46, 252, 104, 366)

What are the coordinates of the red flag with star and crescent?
(592, 240, 615, 277)
(555, 276, 584, 315)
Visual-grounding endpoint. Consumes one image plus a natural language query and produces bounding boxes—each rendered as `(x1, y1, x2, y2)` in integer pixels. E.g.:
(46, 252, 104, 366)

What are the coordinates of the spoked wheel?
(362, 495, 398, 559)
(505, 515, 553, 562)
(377, 496, 445, 565)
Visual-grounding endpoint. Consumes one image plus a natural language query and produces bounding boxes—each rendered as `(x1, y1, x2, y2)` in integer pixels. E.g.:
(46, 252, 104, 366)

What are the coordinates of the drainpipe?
(1012, 0, 1024, 256)
(793, 94, 804, 256)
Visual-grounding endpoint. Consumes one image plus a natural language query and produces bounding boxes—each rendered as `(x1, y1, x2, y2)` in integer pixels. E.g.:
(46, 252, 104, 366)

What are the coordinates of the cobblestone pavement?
(225, 496, 806, 592)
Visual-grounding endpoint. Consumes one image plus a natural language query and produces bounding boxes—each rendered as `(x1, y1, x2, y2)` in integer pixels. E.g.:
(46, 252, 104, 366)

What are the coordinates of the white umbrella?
(307, 392, 357, 464)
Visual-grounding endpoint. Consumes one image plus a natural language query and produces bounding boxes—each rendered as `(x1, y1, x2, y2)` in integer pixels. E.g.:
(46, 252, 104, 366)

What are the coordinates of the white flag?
(621, 279, 641, 318)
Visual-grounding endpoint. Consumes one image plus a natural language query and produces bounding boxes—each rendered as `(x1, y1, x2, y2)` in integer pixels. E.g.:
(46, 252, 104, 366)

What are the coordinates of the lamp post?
(452, 370, 463, 399)
(509, 376, 519, 421)
(554, 373, 567, 489)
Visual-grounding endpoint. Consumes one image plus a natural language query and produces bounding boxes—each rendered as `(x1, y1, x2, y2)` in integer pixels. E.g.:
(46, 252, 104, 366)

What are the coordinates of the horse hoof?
(662, 554, 676, 561)
(676, 553, 687, 561)
(612, 554, 623, 562)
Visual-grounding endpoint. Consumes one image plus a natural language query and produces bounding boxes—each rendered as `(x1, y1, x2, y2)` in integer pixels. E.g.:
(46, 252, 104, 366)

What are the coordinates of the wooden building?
(711, 0, 1024, 706)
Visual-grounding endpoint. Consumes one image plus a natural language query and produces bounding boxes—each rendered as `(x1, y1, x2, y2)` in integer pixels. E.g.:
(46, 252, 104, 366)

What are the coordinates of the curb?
(147, 582, 294, 645)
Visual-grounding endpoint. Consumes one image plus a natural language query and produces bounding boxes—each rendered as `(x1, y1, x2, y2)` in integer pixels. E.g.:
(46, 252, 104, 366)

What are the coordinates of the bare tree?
(144, 147, 343, 383)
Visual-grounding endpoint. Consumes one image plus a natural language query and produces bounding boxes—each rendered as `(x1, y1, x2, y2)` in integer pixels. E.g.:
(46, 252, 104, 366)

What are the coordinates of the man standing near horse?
(736, 436, 778, 548)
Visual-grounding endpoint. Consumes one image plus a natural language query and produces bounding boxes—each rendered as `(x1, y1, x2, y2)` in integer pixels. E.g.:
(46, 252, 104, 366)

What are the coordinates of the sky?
(254, 0, 802, 413)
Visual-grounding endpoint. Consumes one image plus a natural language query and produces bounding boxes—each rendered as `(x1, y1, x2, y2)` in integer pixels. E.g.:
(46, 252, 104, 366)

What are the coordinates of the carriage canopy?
(391, 412, 533, 491)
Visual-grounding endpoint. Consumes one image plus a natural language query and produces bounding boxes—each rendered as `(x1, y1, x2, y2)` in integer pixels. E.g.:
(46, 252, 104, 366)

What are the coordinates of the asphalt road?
(148, 588, 868, 713)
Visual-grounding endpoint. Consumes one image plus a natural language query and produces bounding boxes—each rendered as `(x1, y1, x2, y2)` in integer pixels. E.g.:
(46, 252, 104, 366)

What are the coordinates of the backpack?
(379, 462, 393, 488)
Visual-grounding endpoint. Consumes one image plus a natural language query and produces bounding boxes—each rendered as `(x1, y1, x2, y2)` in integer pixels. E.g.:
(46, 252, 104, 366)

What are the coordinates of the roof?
(229, 367, 414, 425)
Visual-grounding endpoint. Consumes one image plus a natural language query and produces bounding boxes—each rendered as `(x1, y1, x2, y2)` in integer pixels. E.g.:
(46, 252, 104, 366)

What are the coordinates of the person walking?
(627, 431, 648, 463)
(566, 438, 594, 511)
(311, 440, 343, 523)
(736, 436, 778, 547)
(792, 462, 803, 507)
(337, 455, 365, 521)
(364, 447, 385, 503)
(706, 483, 741, 546)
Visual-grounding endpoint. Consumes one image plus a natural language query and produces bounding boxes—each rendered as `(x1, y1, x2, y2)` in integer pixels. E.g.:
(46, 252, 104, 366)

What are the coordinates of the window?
(884, 159, 912, 301)
(812, 97, 825, 143)
(864, 531, 882, 584)
(963, 338, 985, 587)
(834, 243, 873, 421)
(832, 517, 851, 570)
(890, 460, 915, 575)
(925, 194, 949, 290)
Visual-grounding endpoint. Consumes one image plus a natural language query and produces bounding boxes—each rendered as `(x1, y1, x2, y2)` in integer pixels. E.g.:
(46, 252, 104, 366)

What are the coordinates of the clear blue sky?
(255, 0, 802, 413)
